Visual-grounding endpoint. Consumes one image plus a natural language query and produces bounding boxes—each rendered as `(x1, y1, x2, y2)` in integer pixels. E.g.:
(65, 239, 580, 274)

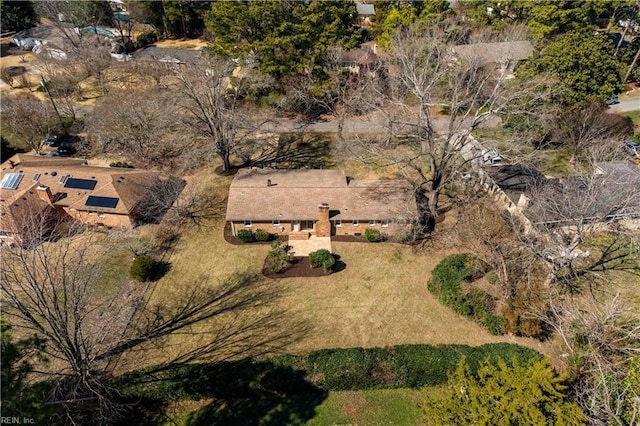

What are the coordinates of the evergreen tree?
(423, 356, 587, 425)
(520, 31, 623, 105)
(0, 0, 38, 32)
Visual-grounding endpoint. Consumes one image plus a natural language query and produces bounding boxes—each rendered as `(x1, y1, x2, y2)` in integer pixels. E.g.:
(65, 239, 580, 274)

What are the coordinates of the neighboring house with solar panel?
(0, 155, 165, 245)
(225, 168, 417, 239)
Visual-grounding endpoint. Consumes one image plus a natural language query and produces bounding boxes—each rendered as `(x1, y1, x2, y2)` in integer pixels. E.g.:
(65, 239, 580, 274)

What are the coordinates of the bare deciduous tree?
(87, 88, 186, 168)
(343, 25, 551, 230)
(1, 93, 59, 154)
(175, 56, 264, 172)
(540, 292, 640, 425)
(34, 1, 113, 51)
(541, 102, 633, 161)
(1, 224, 306, 423)
(524, 160, 639, 291)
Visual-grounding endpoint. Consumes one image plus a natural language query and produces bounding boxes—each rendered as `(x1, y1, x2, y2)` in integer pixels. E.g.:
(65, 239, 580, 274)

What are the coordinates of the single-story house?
(452, 40, 534, 76)
(225, 168, 418, 238)
(133, 46, 202, 68)
(340, 44, 380, 74)
(0, 155, 170, 245)
(484, 160, 640, 230)
(356, 3, 375, 27)
(12, 23, 74, 51)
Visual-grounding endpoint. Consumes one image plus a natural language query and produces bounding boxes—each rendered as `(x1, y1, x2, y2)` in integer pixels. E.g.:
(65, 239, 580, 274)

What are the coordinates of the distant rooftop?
(453, 40, 534, 64)
(356, 4, 375, 16)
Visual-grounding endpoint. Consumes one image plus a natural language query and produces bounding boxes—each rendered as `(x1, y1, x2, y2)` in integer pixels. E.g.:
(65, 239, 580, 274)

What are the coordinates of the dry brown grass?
(113, 168, 551, 372)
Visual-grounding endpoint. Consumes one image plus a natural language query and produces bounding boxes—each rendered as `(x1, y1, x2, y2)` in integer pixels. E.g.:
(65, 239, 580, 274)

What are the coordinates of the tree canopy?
(205, 0, 362, 79)
(0, 0, 38, 32)
(520, 31, 623, 105)
(422, 356, 587, 425)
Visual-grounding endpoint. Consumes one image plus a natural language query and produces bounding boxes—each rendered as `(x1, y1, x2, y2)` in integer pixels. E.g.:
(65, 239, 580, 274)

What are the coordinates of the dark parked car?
(56, 139, 77, 156)
(44, 134, 60, 147)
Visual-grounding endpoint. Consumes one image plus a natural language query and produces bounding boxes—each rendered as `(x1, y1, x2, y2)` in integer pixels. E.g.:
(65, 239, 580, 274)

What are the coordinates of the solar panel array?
(64, 178, 97, 191)
(85, 196, 119, 209)
(1, 173, 24, 190)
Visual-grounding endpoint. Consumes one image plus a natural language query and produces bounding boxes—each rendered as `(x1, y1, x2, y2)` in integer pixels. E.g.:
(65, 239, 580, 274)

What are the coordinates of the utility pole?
(40, 75, 66, 131)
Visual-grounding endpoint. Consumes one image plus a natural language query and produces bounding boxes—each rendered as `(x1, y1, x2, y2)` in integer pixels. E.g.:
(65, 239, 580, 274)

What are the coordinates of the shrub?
(113, 343, 543, 400)
(237, 229, 254, 243)
(136, 30, 157, 47)
(254, 228, 270, 242)
(429, 254, 504, 335)
(480, 313, 504, 335)
(364, 228, 381, 242)
(309, 249, 332, 268)
(394, 229, 413, 243)
(267, 240, 292, 273)
(322, 256, 336, 273)
(109, 161, 134, 168)
(129, 255, 158, 281)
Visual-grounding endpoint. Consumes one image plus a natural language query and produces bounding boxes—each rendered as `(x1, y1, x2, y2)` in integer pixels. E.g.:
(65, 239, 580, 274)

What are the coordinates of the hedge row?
(428, 254, 504, 335)
(114, 343, 541, 401)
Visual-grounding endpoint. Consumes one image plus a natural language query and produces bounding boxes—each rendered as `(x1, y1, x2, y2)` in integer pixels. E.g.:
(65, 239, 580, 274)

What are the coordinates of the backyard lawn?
(113, 170, 550, 373)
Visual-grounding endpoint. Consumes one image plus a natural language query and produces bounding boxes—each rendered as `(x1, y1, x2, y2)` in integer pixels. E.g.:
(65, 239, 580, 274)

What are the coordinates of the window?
(334, 219, 342, 227)
(369, 220, 376, 226)
(272, 220, 280, 226)
(381, 220, 389, 227)
(244, 220, 252, 227)
(352, 219, 359, 226)
(98, 211, 105, 218)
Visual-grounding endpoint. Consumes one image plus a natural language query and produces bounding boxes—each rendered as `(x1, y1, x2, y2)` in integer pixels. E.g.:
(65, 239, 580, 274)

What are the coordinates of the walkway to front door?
(287, 236, 332, 257)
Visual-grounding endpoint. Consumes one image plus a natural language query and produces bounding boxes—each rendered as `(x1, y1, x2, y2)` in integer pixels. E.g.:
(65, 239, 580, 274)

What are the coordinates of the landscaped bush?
(394, 229, 413, 243)
(113, 343, 543, 400)
(129, 255, 158, 281)
(237, 229, 254, 243)
(267, 240, 291, 273)
(309, 249, 332, 268)
(109, 161, 134, 168)
(364, 228, 381, 242)
(428, 254, 504, 335)
(136, 30, 157, 47)
(322, 255, 336, 273)
(254, 228, 271, 242)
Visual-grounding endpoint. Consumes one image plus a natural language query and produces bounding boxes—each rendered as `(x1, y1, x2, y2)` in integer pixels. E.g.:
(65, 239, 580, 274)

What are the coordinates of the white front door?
(292, 221, 300, 232)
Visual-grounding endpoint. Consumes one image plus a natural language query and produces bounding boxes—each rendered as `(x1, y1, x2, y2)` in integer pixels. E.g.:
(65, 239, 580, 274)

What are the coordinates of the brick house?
(225, 168, 418, 239)
(0, 155, 166, 245)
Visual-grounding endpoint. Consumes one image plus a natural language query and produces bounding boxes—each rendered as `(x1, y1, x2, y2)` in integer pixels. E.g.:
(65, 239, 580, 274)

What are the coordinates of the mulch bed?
(262, 256, 330, 279)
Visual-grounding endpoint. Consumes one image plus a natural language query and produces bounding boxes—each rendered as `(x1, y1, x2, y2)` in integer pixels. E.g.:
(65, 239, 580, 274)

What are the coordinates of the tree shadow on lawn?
(115, 360, 327, 426)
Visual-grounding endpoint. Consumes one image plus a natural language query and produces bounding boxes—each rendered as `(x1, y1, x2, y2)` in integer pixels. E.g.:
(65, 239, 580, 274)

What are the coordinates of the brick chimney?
(36, 185, 53, 205)
(316, 203, 331, 237)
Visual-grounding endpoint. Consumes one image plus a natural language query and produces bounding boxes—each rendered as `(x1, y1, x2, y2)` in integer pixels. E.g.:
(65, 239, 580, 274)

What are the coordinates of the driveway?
(609, 97, 640, 113)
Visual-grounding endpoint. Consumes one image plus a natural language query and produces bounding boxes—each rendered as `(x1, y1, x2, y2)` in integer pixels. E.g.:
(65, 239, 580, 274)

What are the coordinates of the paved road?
(72, 102, 502, 135)
(262, 113, 503, 135)
(609, 97, 640, 113)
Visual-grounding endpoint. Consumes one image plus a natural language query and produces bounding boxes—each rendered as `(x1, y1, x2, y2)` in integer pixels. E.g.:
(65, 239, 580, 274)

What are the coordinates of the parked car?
(44, 134, 60, 147)
(481, 149, 503, 166)
(56, 139, 76, 156)
(606, 96, 620, 106)
(623, 140, 639, 158)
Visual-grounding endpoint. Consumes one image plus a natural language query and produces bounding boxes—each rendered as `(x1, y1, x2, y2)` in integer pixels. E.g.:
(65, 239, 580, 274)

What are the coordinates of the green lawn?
(161, 388, 425, 426)
(622, 109, 640, 132)
(309, 388, 424, 426)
